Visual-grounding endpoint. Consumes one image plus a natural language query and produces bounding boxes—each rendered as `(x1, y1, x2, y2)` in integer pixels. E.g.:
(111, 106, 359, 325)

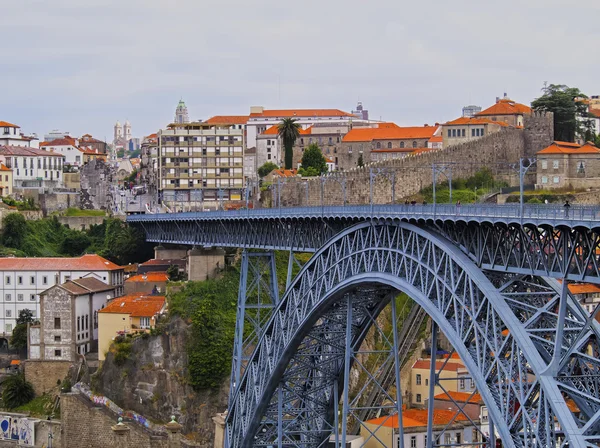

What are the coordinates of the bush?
(2, 373, 35, 409)
(258, 162, 279, 178)
(113, 341, 133, 366)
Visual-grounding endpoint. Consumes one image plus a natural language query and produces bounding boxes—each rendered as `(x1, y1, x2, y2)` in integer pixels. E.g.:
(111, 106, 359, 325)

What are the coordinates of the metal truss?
(128, 204, 600, 283)
(230, 251, 280, 404)
(225, 221, 599, 448)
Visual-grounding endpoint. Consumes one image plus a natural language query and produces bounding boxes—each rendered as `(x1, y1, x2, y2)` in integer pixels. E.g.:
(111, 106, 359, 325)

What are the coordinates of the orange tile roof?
(537, 142, 600, 155)
(0, 254, 122, 271)
(40, 137, 78, 147)
(412, 147, 436, 155)
(261, 125, 312, 136)
(10, 360, 20, 366)
(0, 163, 11, 172)
(434, 391, 483, 404)
(250, 109, 355, 119)
(342, 125, 437, 143)
(126, 272, 169, 283)
(367, 409, 468, 428)
(99, 293, 165, 317)
(0, 121, 19, 128)
(445, 117, 510, 127)
(428, 135, 443, 142)
(412, 360, 464, 371)
(568, 283, 600, 295)
(476, 99, 532, 116)
(205, 115, 249, 125)
(272, 169, 298, 178)
(590, 109, 600, 119)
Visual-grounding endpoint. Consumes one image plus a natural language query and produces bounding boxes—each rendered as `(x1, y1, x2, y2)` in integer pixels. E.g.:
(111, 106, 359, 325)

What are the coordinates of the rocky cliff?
(92, 317, 228, 446)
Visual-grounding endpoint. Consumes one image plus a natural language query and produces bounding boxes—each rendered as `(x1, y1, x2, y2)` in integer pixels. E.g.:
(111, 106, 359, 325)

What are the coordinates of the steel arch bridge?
(128, 204, 600, 448)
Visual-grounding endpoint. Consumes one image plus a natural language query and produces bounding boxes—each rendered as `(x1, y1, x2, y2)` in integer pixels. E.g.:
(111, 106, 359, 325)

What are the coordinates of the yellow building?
(0, 163, 13, 196)
(98, 293, 165, 361)
(410, 358, 469, 407)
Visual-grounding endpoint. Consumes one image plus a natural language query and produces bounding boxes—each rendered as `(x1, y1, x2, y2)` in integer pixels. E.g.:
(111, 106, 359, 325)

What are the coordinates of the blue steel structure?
(128, 204, 600, 448)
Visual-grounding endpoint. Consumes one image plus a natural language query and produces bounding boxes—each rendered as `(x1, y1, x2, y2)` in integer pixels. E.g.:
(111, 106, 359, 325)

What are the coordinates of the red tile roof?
(0, 121, 19, 128)
(445, 117, 510, 127)
(476, 99, 532, 116)
(126, 272, 169, 283)
(272, 169, 298, 178)
(0, 145, 64, 157)
(428, 135, 443, 142)
(262, 125, 313, 136)
(0, 164, 11, 172)
(412, 360, 464, 371)
(537, 142, 600, 155)
(0, 254, 122, 271)
(434, 391, 483, 404)
(40, 137, 78, 147)
(205, 115, 249, 125)
(589, 109, 600, 119)
(367, 409, 468, 428)
(342, 125, 437, 143)
(568, 283, 600, 295)
(99, 293, 165, 317)
(250, 109, 355, 119)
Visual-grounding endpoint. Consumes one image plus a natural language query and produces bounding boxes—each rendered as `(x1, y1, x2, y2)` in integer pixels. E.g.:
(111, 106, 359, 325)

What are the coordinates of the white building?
(28, 277, 115, 361)
(0, 145, 65, 189)
(0, 121, 37, 148)
(0, 254, 124, 338)
(43, 130, 72, 142)
(39, 136, 84, 167)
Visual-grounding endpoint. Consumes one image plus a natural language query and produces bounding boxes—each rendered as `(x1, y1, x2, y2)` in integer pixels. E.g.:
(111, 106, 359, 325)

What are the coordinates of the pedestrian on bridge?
(564, 200, 571, 218)
(456, 199, 461, 215)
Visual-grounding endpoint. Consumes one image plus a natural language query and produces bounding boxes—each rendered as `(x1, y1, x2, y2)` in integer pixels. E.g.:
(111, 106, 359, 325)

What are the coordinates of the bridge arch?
(226, 221, 584, 448)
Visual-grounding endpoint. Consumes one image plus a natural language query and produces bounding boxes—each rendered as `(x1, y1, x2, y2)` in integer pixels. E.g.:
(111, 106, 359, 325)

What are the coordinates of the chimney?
(496, 97, 500, 103)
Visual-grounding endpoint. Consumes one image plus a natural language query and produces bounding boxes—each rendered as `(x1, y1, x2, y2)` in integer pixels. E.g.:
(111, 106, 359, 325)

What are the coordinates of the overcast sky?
(1, 0, 598, 141)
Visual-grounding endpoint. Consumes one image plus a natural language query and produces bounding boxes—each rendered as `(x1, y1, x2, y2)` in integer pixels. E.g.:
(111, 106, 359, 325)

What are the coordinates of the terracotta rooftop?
(366, 408, 469, 428)
(342, 124, 437, 143)
(428, 135, 443, 142)
(476, 99, 532, 116)
(445, 117, 510, 127)
(0, 254, 122, 271)
(412, 360, 464, 372)
(0, 145, 64, 157)
(272, 169, 298, 178)
(434, 391, 483, 404)
(249, 109, 355, 119)
(126, 272, 169, 283)
(205, 115, 249, 125)
(538, 142, 600, 155)
(140, 258, 185, 267)
(0, 164, 11, 172)
(0, 121, 19, 128)
(568, 283, 600, 295)
(57, 277, 114, 295)
(40, 137, 77, 147)
(261, 125, 312, 136)
(99, 293, 166, 317)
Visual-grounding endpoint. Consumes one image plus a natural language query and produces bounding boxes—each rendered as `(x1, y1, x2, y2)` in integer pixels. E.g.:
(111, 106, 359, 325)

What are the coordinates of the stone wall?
(57, 215, 107, 230)
(187, 248, 225, 281)
(80, 160, 115, 211)
(23, 360, 72, 395)
(523, 111, 555, 157)
(19, 190, 79, 215)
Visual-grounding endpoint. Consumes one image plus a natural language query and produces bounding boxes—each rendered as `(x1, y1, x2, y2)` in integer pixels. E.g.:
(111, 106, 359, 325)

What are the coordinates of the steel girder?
(130, 213, 600, 284)
(225, 221, 598, 448)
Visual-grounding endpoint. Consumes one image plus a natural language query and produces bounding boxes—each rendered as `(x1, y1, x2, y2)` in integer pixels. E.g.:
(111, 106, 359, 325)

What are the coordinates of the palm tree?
(278, 118, 301, 170)
(2, 373, 35, 409)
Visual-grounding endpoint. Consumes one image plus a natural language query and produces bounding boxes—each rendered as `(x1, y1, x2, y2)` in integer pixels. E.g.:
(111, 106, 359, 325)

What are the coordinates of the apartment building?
(0, 145, 65, 189)
(0, 254, 124, 337)
(0, 121, 36, 148)
(28, 277, 116, 361)
(158, 121, 244, 208)
(536, 141, 600, 189)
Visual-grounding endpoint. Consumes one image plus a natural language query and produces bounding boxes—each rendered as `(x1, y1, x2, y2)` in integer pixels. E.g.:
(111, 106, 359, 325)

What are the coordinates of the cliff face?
(93, 317, 229, 446)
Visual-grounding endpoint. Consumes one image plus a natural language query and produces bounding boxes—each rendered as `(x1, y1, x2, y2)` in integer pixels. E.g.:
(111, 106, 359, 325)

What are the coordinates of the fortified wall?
(277, 113, 553, 207)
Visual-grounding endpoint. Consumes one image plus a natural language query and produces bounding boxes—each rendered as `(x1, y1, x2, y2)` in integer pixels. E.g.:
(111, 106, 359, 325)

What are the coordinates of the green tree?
(278, 118, 301, 170)
(16, 309, 34, 325)
(532, 84, 594, 142)
(595, 135, 600, 147)
(117, 148, 125, 158)
(300, 143, 327, 175)
(167, 264, 183, 282)
(298, 167, 320, 177)
(10, 324, 28, 350)
(357, 154, 364, 167)
(2, 213, 27, 249)
(60, 231, 91, 256)
(257, 162, 279, 178)
(101, 219, 153, 265)
(1, 373, 35, 408)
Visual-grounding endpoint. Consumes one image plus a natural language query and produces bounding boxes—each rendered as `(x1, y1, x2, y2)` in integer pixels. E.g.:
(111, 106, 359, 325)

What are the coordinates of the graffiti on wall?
(0, 416, 35, 446)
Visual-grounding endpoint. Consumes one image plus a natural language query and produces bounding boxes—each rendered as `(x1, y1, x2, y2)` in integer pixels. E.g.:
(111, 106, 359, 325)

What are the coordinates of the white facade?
(256, 133, 281, 168)
(395, 425, 481, 448)
(0, 146, 64, 188)
(40, 139, 83, 167)
(0, 122, 32, 147)
(0, 255, 124, 337)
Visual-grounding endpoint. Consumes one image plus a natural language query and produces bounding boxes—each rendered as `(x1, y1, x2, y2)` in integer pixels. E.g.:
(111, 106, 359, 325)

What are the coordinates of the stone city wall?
(23, 360, 72, 396)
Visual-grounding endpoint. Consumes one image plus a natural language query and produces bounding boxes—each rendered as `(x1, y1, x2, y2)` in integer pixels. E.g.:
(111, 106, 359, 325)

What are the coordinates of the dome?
(124, 120, 131, 127)
(115, 120, 121, 127)
(177, 99, 186, 109)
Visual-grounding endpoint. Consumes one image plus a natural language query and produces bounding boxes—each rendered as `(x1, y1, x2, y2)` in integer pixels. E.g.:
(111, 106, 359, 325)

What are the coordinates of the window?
(416, 393, 422, 403)
(5, 324, 12, 333)
(410, 436, 417, 448)
(400, 142, 405, 148)
(77, 316, 80, 332)
(54, 349, 62, 357)
(448, 129, 452, 137)
(425, 378, 428, 386)
(553, 160, 559, 169)
(470, 379, 475, 389)
(348, 146, 352, 154)
(5, 276, 9, 285)
(30, 276, 35, 285)
(54, 317, 61, 329)
(472, 128, 476, 137)
(17, 294, 23, 302)
(17, 276, 22, 285)
(462, 129, 466, 137)
(541, 160, 547, 169)
(376, 142, 381, 149)
(456, 432, 461, 444)
(328, 137, 333, 145)
(459, 378, 465, 389)
(412, 141, 417, 148)
(140, 317, 151, 329)
(5, 294, 10, 301)
(5, 310, 11, 318)
(387, 142, 392, 149)
(578, 161, 585, 173)
(54, 335, 61, 342)
(541, 176, 548, 184)
(30, 294, 35, 301)
(86, 315, 89, 330)
(553, 176, 560, 184)
(416, 373, 421, 385)
(43, 276, 47, 285)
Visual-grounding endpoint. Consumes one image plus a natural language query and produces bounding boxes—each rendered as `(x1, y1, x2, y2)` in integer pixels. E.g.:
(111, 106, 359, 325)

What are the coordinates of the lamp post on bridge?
(432, 163, 454, 212)
(517, 158, 536, 219)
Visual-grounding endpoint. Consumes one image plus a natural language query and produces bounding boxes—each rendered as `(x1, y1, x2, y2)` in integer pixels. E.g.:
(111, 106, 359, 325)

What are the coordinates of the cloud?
(1, 0, 598, 139)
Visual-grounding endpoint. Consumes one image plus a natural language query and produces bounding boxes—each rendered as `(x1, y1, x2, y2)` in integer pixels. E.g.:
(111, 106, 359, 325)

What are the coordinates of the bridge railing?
(127, 202, 600, 224)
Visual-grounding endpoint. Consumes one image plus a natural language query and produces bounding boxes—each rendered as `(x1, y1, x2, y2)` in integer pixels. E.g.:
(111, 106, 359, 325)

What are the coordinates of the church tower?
(114, 121, 122, 145)
(123, 120, 132, 141)
(174, 99, 190, 124)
